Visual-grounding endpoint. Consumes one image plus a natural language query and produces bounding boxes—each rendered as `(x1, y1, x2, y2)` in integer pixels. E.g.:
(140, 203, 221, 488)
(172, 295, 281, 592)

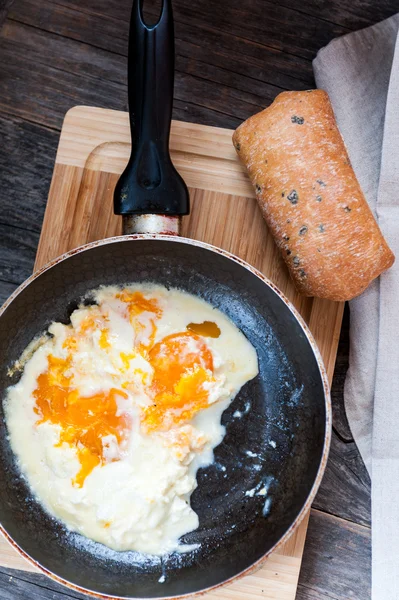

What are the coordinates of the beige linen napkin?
(313, 13, 399, 600)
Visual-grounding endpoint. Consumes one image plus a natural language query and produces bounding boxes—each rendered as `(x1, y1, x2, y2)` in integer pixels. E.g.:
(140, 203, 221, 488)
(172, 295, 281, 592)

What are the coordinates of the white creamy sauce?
(245, 450, 258, 458)
(245, 476, 274, 517)
(4, 284, 258, 555)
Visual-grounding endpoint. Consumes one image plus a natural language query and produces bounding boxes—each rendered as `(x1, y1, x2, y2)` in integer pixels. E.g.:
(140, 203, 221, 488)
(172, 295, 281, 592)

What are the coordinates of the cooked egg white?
(4, 284, 258, 555)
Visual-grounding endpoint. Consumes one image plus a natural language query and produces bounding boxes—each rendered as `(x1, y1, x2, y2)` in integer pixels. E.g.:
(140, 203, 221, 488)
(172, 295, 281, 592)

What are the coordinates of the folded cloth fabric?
(313, 13, 399, 600)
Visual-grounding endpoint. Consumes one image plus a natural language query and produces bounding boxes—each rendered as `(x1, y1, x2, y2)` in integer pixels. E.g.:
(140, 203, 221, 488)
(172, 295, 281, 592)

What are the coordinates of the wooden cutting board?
(0, 106, 344, 599)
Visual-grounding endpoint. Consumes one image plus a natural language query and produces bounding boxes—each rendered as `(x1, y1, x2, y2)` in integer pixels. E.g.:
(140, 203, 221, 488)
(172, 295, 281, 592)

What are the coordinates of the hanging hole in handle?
(140, 0, 164, 27)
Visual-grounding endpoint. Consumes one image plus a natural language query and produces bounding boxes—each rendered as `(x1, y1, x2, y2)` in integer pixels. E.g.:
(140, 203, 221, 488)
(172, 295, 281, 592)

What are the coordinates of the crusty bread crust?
(233, 90, 394, 301)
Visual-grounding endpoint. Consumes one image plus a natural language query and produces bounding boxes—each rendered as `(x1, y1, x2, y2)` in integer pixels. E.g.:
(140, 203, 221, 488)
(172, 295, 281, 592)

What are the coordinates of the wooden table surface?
(0, 0, 396, 598)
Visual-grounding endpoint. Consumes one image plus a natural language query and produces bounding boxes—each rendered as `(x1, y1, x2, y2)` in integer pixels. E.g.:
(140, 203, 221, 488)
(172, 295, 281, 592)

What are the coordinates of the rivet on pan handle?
(114, 0, 190, 235)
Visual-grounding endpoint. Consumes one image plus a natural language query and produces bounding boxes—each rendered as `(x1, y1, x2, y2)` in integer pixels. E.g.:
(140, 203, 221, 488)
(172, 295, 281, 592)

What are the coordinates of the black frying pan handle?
(114, 0, 189, 216)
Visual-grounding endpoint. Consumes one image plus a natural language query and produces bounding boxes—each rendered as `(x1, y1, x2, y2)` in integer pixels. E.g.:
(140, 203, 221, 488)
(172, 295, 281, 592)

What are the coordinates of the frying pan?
(0, 0, 331, 598)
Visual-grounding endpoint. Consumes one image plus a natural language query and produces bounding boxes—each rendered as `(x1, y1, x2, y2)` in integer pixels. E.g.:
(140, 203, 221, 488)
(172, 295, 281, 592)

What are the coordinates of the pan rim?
(0, 234, 332, 600)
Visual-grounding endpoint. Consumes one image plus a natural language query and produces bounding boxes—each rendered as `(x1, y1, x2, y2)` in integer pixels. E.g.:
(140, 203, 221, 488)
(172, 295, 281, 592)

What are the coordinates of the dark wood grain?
(330, 305, 353, 442)
(10, 0, 316, 89)
(0, 19, 264, 129)
(8, 0, 347, 60)
(314, 432, 371, 527)
(268, 0, 397, 30)
(0, 0, 394, 597)
(0, 0, 13, 28)
(0, 33, 127, 128)
(0, 223, 38, 284)
(297, 509, 370, 600)
(0, 113, 57, 233)
(0, 567, 86, 600)
(0, 281, 17, 305)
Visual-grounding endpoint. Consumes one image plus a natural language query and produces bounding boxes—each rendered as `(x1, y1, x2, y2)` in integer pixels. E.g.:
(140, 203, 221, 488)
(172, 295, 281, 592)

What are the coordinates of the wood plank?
(0, 567, 86, 600)
(297, 509, 370, 600)
(0, 0, 13, 28)
(0, 281, 17, 305)
(330, 305, 353, 442)
(0, 546, 39, 576)
(158, 0, 347, 61)
(9, 0, 346, 61)
(0, 41, 127, 130)
(0, 113, 57, 233)
(0, 0, 318, 126)
(52, 0, 398, 31)
(8, 0, 128, 55)
(0, 223, 38, 285)
(0, 112, 63, 309)
(0, 30, 249, 130)
(313, 434, 371, 527)
(267, 0, 398, 29)
(8, 0, 314, 90)
(3, 0, 395, 137)
(0, 14, 300, 132)
(59, 108, 242, 166)
(0, 19, 127, 87)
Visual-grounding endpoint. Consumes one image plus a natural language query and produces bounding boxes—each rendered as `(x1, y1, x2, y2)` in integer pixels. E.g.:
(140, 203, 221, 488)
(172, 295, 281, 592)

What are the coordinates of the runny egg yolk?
(116, 290, 162, 319)
(32, 291, 221, 486)
(117, 290, 162, 352)
(33, 355, 129, 487)
(143, 332, 214, 432)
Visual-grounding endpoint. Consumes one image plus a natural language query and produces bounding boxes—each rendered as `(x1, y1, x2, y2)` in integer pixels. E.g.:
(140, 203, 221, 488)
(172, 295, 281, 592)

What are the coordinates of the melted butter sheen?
(32, 291, 219, 486)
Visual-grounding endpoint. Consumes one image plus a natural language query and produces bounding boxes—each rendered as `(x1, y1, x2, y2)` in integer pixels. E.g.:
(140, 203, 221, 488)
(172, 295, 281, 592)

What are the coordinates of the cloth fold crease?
(313, 13, 399, 600)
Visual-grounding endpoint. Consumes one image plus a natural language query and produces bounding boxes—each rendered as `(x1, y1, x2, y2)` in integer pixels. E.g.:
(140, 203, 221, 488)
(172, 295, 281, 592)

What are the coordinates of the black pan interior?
(0, 238, 327, 598)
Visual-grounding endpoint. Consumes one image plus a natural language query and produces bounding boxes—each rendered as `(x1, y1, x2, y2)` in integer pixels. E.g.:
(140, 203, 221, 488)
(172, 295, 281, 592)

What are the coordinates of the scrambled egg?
(5, 284, 258, 555)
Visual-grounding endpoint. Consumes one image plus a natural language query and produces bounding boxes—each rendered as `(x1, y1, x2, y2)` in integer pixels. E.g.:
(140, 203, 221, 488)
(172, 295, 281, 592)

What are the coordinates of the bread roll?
(233, 90, 394, 301)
